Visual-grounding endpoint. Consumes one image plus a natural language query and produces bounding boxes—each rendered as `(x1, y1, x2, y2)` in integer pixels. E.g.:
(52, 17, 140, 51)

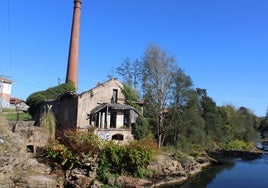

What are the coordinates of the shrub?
(126, 138, 158, 176)
(44, 129, 100, 171)
(98, 137, 158, 180)
(56, 129, 100, 155)
(98, 142, 126, 180)
(223, 140, 252, 151)
(132, 116, 149, 140)
(44, 129, 158, 181)
(45, 140, 74, 170)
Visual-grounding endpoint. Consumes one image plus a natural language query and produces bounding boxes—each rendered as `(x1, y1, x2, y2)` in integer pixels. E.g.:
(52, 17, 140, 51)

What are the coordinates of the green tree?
(260, 110, 268, 138)
(142, 43, 177, 147)
(165, 89, 208, 151)
(115, 43, 260, 150)
(218, 105, 258, 143)
(236, 107, 258, 142)
(121, 84, 141, 112)
(171, 68, 194, 107)
(161, 68, 196, 146)
(179, 106, 207, 151)
(26, 91, 47, 118)
(260, 117, 268, 138)
(198, 88, 225, 143)
(117, 58, 142, 91)
(132, 116, 150, 140)
(218, 104, 237, 142)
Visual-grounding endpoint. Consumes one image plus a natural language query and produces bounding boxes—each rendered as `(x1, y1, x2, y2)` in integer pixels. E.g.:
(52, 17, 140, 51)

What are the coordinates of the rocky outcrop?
(147, 154, 211, 187)
(0, 119, 101, 188)
(106, 153, 212, 188)
(147, 153, 187, 186)
(64, 155, 99, 188)
(0, 120, 62, 188)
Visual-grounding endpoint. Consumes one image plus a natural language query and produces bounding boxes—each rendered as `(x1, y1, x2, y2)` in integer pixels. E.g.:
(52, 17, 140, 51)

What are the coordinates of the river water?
(167, 154, 268, 188)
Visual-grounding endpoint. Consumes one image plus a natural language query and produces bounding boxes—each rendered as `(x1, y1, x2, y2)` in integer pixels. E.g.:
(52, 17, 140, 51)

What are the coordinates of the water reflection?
(165, 155, 268, 188)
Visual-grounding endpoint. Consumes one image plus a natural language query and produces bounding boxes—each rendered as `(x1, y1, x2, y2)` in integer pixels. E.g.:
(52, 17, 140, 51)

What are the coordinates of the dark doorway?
(110, 110, 116, 128)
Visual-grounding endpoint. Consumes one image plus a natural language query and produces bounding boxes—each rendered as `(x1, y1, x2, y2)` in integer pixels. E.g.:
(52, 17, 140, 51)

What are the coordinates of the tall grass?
(0, 115, 9, 134)
(39, 111, 56, 140)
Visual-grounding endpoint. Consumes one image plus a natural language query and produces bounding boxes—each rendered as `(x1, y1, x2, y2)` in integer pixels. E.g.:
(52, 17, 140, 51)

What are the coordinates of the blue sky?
(0, 0, 268, 116)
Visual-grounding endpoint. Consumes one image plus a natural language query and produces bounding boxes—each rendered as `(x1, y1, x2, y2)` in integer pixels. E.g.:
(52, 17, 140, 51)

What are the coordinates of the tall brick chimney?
(66, 0, 82, 90)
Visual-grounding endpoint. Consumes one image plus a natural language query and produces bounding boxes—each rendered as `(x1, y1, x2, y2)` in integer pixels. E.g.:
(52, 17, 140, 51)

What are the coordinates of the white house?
(0, 77, 13, 108)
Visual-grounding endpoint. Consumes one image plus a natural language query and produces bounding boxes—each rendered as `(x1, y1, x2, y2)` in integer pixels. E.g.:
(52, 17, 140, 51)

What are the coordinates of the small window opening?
(112, 134, 124, 141)
(112, 89, 118, 103)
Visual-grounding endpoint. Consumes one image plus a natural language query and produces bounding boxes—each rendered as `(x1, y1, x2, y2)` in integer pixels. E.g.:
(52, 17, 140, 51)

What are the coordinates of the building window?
(112, 89, 118, 103)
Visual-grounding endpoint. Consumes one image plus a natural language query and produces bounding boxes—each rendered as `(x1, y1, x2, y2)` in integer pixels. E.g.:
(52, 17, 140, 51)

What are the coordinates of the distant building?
(10, 97, 29, 112)
(0, 77, 13, 108)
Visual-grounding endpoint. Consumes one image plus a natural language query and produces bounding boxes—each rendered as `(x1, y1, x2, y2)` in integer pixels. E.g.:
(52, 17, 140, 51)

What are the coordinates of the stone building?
(41, 78, 140, 142)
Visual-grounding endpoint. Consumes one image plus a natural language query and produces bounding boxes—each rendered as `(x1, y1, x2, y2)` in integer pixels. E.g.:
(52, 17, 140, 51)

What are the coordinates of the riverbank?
(208, 149, 264, 161)
(123, 149, 266, 188)
(151, 149, 266, 187)
(108, 153, 216, 188)
(170, 153, 268, 188)
(149, 153, 215, 188)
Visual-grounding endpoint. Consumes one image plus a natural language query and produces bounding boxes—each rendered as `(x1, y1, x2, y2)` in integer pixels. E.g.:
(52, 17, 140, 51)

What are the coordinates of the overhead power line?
(7, 0, 13, 77)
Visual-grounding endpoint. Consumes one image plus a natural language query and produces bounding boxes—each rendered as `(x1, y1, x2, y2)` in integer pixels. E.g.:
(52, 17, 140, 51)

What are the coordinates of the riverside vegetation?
(0, 113, 213, 187)
(0, 112, 261, 187)
(2, 43, 267, 187)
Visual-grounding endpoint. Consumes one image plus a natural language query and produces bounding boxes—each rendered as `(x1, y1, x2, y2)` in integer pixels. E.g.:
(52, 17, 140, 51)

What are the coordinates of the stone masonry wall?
(77, 78, 125, 128)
